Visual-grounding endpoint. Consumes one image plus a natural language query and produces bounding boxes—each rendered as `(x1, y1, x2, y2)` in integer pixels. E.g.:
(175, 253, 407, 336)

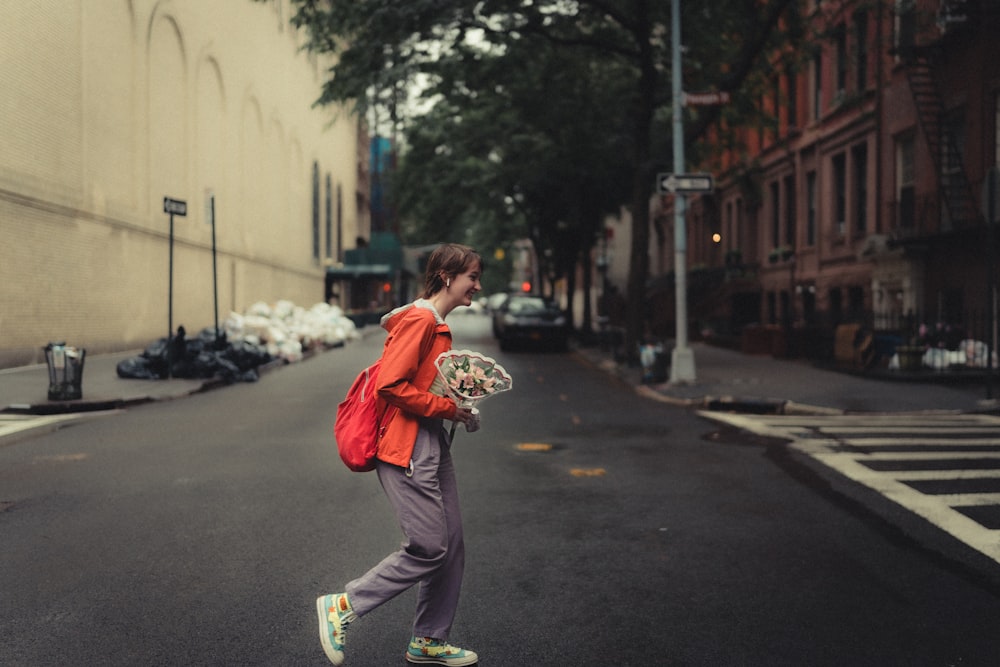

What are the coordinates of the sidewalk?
(1, 341, 997, 417)
(0, 351, 246, 415)
(574, 341, 999, 415)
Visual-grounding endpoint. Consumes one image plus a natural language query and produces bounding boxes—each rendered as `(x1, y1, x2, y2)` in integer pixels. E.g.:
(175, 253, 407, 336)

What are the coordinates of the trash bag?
(118, 328, 271, 383)
(116, 356, 159, 380)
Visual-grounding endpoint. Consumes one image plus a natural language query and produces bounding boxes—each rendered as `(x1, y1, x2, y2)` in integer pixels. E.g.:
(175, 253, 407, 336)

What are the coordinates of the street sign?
(683, 91, 731, 106)
(163, 197, 187, 216)
(982, 166, 1000, 225)
(657, 172, 714, 194)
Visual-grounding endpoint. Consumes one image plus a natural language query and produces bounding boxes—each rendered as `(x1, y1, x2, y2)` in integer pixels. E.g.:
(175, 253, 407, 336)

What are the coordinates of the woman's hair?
(421, 243, 483, 298)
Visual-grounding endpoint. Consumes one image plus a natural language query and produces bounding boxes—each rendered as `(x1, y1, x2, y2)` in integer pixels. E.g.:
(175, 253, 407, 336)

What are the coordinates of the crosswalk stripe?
(851, 451, 1000, 460)
(879, 469, 1000, 481)
(0, 411, 119, 443)
(700, 410, 1000, 565)
(837, 437, 1000, 446)
(937, 493, 1000, 506)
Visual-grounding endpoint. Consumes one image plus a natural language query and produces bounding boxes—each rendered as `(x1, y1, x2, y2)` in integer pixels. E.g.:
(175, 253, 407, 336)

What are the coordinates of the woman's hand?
(453, 406, 475, 425)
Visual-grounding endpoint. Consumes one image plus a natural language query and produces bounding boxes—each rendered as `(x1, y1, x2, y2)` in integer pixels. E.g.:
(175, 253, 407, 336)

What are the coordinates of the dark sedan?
(492, 294, 569, 351)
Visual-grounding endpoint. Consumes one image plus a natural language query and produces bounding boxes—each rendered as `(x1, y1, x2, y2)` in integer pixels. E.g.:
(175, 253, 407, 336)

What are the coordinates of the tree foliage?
(281, 0, 804, 352)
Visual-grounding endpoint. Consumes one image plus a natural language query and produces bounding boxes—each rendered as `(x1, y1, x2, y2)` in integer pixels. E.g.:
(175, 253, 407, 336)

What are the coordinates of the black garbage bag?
(140, 337, 170, 378)
(188, 350, 239, 383)
(225, 339, 271, 372)
(118, 330, 271, 383)
(116, 356, 159, 379)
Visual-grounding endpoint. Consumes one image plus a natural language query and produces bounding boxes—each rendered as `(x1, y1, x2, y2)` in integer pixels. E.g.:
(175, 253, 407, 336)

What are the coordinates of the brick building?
(648, 0, 998, 361)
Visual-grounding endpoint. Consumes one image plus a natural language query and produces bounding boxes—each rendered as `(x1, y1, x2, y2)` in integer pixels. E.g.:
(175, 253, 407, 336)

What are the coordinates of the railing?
(869, 309, 996, 372)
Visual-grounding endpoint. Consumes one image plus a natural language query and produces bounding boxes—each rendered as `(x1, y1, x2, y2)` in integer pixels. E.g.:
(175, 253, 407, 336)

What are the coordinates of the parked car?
(485, 292, 509, 313)
(492, 294, 569, 351)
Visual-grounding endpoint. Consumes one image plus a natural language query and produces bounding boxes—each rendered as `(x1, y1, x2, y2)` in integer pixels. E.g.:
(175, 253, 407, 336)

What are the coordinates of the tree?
(282, 0, 803, 356)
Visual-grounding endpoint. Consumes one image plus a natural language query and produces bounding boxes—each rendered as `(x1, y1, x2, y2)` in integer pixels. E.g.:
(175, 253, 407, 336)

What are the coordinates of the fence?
(869, 309, 997, 372)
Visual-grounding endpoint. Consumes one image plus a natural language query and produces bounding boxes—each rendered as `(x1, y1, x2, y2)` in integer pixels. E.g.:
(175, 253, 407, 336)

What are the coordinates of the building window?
(336, 183, 344, 263)
(324, 173, 333, 259)
(852, 143, 868, 236)
(943, 107, 967, 175)
(895, 0, 916, 56)
(771, 76, 781, 143)
(812, 52, 822, 121)
(770, 181, 781, 248)
(725, 201, 734, 252)
(854, 10, 868, 92)
(834, 24, 847, 101)
(736, 197, 744, 252)
(786, 70, 798, 130)
(806, 171, 817, 246)
(784, 174, 796, 247)
(833, 153, 847, 237)
(897, 135, 915, 229)
(312, 161, 320, 261)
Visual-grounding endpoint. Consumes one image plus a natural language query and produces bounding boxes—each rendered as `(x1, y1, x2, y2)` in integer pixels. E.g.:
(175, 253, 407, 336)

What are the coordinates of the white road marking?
(700, 411, 1000, 564)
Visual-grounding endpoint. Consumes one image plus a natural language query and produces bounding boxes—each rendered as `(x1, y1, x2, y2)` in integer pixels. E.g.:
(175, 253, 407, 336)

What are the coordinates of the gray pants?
(345, 419, 465, 640)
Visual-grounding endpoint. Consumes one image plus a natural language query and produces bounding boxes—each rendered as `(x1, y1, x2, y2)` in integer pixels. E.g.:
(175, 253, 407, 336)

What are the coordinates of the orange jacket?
(374, 300, 457, 467)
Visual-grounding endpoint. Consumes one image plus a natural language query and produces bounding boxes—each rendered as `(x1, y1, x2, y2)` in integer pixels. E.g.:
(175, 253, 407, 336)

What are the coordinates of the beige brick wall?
(0, 0, 366, 366)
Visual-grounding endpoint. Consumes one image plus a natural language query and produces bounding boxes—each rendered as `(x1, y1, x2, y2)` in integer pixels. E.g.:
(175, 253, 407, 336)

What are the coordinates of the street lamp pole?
(670, 0, 697, 383)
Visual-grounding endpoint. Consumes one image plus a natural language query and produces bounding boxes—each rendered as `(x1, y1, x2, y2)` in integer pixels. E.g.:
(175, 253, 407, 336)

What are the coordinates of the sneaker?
(405, 636, 478, 665)
(316, 593, 357, 665)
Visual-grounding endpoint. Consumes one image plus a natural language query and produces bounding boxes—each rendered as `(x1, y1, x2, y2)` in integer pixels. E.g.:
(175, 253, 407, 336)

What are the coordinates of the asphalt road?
(2, 314, 1000, 666)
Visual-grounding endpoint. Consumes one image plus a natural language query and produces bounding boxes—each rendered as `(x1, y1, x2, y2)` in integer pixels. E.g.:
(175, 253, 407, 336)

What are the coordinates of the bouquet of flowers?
(430, 349, 513, 436)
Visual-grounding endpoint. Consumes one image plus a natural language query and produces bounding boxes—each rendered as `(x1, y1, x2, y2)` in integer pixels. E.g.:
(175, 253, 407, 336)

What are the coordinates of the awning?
(325, 264, 393, 279)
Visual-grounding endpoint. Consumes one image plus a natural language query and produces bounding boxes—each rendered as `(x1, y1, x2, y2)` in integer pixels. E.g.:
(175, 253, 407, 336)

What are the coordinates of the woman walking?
(318, 243, 482, 666)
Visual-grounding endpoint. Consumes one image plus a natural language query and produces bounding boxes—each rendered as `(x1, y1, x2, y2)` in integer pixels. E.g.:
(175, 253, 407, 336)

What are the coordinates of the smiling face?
(446, 264, 482, 308)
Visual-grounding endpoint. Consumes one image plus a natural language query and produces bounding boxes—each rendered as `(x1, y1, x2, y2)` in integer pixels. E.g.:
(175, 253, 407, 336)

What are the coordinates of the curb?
(576, 348, 841, 416)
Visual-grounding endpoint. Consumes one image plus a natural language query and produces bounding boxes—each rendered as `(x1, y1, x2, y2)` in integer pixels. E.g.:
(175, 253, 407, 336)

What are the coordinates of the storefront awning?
(325, 264, 393, 279)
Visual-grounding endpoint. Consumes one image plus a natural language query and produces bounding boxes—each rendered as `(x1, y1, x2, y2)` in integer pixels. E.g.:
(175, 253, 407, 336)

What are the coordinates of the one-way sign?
(657, 172, 714, 194)
(163, 197, 187, 216)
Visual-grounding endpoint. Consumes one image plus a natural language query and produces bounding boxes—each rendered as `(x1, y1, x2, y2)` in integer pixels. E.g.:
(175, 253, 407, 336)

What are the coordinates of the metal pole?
(210, 194, 220, 346)
(168, 212, 174, 379)
(670, 0, 696, 383)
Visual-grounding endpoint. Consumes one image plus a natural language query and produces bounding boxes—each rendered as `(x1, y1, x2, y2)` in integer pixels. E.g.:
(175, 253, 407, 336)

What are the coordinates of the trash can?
(639, 343, 668, 384)
(44, 342, 86, 400)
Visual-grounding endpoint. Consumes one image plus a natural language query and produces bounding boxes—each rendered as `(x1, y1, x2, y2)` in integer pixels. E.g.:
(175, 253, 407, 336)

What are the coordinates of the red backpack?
(334, 359, 398, 472)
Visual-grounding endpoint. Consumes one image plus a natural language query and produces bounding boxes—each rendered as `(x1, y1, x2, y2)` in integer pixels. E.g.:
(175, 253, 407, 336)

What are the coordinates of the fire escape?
(898, 2, 982, 236)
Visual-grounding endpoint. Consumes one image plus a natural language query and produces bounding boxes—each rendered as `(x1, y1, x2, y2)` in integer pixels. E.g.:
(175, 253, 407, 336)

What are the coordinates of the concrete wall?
(0, 0, 365, 366)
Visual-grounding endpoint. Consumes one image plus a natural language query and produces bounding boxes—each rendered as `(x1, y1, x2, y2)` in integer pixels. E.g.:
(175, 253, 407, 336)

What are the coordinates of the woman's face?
(447, 264, 482, 307)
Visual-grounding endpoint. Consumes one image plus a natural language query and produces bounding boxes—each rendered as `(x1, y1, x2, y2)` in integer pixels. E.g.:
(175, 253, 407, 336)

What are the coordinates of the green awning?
(326, 264, 393, 279)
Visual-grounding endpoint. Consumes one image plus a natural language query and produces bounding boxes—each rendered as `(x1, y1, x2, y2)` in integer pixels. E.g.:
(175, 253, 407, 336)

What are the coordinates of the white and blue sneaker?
(405, 636, 478, 665)
(316, 593, 357, 665)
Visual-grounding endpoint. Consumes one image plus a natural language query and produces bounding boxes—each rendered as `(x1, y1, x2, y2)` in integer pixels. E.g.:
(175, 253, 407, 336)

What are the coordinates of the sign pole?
(209, 193, 220, 347)
(670, 0, 696, 383)
(163, 197, 188, 379)
(168, 210, 174, 378)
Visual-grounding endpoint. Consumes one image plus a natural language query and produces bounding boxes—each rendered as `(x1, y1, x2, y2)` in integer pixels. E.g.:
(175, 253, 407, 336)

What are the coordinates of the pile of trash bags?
(117, 300, 359, 383)
(225, 300, 359, 363)
(889, 339, 999, 371)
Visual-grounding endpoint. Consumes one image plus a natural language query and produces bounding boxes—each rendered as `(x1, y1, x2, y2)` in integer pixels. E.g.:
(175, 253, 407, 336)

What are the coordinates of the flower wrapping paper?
(430, 349, 513, 408)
